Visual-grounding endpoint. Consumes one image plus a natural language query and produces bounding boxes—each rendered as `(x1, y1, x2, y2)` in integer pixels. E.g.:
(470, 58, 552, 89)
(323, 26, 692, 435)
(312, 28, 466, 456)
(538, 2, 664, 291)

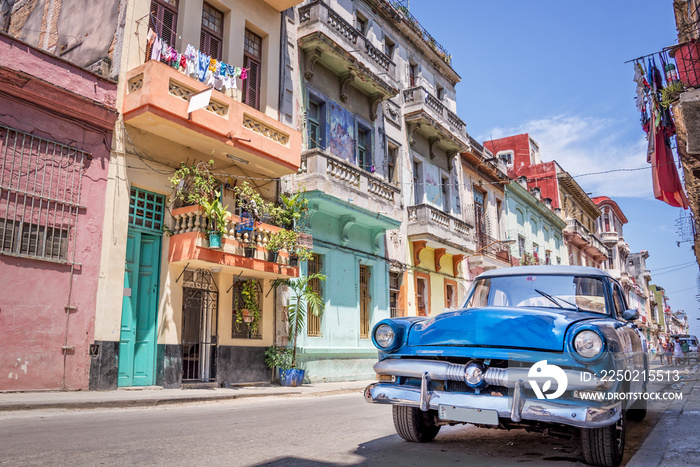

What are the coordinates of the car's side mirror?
(622, 309, 639, 321)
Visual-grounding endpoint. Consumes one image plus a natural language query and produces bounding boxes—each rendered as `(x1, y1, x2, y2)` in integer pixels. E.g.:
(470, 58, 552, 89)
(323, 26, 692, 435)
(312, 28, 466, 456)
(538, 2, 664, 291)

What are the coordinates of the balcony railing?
(403, 86, 467, 142)
(299, 1, 393, 74)
(122, 61, 301, 175)
(474, 232, 511, 264)
(586, 233, 608, 259)
(298, 148, 402, 218)
(407, 204, 473, 247)
(564, 218, 590, 245)
(387, 0, 452, 65)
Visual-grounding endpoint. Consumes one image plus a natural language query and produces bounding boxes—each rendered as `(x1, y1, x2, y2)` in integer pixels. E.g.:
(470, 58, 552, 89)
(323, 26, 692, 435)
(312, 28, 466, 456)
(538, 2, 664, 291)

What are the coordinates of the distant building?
(484, 133, 607, 268)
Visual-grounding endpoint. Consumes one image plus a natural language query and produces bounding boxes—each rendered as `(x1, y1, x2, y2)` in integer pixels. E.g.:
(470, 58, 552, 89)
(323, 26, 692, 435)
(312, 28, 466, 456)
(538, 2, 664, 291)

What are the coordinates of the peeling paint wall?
(0, 35, 117, 391)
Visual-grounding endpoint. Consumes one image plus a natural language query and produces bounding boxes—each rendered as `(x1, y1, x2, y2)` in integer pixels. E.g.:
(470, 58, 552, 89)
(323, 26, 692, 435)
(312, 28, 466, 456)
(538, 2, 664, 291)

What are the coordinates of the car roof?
(475, 265, 613, 279)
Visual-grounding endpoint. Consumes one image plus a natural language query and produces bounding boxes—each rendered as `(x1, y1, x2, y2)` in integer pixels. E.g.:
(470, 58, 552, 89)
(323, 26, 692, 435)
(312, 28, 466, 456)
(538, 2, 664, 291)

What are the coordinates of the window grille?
(0, 125, 88, 263)
(129, 188, 165, 232)
(359, 265, 371, 339)
(307, 254, 323, 337)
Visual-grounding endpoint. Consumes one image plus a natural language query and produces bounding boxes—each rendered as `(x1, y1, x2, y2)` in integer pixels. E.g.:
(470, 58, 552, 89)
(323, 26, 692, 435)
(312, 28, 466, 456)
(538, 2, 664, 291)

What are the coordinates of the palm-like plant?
(274, 273, 326, 368)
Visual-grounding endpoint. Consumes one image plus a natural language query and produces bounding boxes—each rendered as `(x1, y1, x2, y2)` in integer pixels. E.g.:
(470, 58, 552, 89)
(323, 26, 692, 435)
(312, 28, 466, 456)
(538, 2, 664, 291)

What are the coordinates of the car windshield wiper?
(534, 289, 580, 311)
(534, 289, 563, 308)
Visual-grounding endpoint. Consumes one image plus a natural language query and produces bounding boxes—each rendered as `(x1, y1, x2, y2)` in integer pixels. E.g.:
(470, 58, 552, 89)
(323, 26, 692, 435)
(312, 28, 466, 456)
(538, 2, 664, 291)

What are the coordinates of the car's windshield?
(464, 274, 608, 314)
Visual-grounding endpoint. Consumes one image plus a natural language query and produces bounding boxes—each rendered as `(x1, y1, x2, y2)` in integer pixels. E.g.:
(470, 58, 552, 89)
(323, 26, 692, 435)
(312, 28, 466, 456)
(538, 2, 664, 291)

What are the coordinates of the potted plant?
(200, 194, 230, 249)
(169, 160, 217, 207)
(272, 191, 309, 230)
(266, 229, 298, 263)
(269, 273, 326, 386)
(234, 181, 271, 222)
(234, 279, 261, 336)
(264, 345, 293, 382)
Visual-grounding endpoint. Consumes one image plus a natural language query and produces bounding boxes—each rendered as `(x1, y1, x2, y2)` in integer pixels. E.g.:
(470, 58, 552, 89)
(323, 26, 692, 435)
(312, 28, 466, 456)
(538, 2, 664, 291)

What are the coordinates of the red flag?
(651, 127, 689, 209)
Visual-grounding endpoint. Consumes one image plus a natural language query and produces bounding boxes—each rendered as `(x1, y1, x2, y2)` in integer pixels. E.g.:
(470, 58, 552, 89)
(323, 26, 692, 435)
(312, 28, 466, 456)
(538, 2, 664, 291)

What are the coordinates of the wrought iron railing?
(474, 232, 511, 263)
(387, 0, 452, 65)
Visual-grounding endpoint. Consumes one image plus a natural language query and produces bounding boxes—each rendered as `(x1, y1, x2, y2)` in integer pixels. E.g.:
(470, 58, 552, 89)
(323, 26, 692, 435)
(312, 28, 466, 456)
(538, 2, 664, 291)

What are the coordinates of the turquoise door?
(118, 230, 161, 387)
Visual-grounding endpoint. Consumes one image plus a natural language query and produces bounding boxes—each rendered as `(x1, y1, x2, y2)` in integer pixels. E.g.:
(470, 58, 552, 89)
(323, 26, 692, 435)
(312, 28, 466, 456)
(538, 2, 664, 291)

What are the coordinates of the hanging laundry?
(198, 52, 210, 82)
(150, 36, 162, 61)
(185, 45, 197, 77)
(240, 68, 248, 80)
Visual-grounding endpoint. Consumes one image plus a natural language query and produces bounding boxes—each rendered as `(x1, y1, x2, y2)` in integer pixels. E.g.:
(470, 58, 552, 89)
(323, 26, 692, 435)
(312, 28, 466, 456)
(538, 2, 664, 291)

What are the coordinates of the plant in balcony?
(234, 181, 272, 222)
(271, 191, 309, 230)
(200, 194, 230, 249)
(266, 229, 296, 263)
(269, 272, 326, 386)
(235, 279, 261, 336)
(169, 160, 217, 207)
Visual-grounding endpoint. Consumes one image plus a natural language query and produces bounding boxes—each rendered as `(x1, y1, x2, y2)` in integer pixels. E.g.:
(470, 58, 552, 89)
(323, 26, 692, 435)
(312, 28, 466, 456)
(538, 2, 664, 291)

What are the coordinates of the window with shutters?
(307, 254, 323, 337)
(357, 126, 371, 172)
(359, 265, 371, 339)
(0, 125, 89, 263)
(243, 29, 262, 110)
(200, 3, 223, 61)
(308, 98, 323, 149)
(389, 272, 402, 318)
(148, 0, 178, 61)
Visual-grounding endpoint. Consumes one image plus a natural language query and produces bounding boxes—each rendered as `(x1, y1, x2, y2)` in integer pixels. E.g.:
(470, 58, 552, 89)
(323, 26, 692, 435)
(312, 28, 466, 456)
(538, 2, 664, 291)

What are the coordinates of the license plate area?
(438, 405, 499, 425)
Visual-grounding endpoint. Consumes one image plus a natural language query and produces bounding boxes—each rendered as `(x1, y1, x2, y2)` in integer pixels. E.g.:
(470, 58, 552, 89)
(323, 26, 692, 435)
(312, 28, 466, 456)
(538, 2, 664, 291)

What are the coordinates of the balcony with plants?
(123, 60, 301, 178)
(167, 161, 313, 277)
(298, 0, 398, 100)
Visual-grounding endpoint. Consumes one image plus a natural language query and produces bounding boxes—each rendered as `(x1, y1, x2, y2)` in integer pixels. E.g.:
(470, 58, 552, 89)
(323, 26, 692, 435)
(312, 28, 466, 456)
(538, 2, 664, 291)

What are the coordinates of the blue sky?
(406, 0, 700, 334)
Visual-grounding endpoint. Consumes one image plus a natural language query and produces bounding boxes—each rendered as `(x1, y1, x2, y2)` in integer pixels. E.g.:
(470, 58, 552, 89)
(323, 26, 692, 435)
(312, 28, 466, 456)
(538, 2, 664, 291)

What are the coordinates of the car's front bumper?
(364, 380, 622, 429)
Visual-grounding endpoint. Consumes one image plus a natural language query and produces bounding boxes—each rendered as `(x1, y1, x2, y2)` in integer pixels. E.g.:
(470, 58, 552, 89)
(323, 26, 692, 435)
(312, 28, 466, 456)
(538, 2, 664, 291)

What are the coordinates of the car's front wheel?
(580, 411, 626, 467)
(392, 405, 441, 443)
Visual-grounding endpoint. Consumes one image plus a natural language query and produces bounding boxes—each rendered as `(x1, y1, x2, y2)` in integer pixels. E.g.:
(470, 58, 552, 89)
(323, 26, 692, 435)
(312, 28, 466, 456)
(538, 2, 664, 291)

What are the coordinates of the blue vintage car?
(365, 266, 648, 467)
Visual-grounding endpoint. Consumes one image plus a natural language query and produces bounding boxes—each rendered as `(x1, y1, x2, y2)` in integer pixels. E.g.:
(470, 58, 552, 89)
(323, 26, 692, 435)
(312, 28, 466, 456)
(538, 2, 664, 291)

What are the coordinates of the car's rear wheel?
(580, 411, 626, 467)
(392, 405, 441, 443)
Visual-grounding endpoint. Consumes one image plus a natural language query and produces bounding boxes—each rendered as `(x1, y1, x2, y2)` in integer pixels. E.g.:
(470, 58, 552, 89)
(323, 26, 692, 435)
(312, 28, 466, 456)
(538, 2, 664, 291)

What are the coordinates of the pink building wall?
(0, 34, 117, 390)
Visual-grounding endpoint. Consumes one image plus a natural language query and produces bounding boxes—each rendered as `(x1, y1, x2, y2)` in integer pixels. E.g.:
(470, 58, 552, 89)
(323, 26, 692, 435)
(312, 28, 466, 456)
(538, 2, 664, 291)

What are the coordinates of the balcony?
(403, 86, 469, 153)
(122, 61, 301, 177)
(296, 148, 402, 230)
(168, 205, 298, 278)
(563, 218, 590, 248)
(599, 231, 620, 245)
(585, 233, 608, 262)
(467, 232, 512, 271)
(407, 204, 474, 255)
(298, 0, 398, 102)
(644, 269, 652, 281)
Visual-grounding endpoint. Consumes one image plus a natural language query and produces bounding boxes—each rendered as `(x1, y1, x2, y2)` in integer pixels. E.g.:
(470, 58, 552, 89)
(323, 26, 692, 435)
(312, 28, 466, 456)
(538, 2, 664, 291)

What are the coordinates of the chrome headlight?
(374, 324, 395, 348)
(574, 330, 604, 359)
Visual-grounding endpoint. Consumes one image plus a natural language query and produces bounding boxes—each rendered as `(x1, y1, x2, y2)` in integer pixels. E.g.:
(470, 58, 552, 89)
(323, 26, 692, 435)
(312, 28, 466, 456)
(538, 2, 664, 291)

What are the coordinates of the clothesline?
(147, 28, 249, 93)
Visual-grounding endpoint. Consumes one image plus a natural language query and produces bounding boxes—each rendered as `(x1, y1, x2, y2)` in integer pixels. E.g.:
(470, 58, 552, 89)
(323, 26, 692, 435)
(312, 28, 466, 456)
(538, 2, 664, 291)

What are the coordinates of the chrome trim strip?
(373, 359, 612, 391)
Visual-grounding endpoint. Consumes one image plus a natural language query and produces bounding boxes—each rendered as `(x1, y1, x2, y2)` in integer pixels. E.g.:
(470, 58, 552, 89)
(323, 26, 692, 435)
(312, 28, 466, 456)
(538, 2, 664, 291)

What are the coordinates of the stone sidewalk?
(627, 365, 700, 467)
(0, 380, 373, 412)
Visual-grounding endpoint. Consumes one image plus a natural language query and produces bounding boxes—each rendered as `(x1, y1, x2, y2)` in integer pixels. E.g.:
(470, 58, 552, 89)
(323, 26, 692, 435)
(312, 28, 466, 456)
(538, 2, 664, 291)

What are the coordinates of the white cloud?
(481, 115, 654, 199)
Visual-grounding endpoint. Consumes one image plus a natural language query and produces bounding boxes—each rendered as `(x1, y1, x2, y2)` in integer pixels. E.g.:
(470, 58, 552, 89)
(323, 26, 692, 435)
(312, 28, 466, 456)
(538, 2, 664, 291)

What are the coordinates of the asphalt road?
(0, 369, 681, 467)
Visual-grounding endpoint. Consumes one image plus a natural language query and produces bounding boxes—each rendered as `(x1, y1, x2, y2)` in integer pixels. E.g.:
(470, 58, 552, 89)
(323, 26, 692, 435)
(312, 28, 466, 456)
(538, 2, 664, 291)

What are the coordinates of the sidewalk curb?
(626, 374, 700, 467)
(0, 386, 366, 412)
